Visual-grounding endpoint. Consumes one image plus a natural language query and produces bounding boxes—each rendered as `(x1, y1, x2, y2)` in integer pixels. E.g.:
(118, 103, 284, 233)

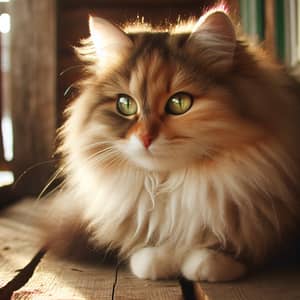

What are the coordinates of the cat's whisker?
(91, 152, 124, 168)
(41, 180, 66, 200)
(78, 144, 114, 154)
(62, 150, 120, 172)
(82, 146, 120, 163)
(80, 140, 113, 150)
(83, 147, 118, 162)
(59, 64, 85, 77)
(36, 167, 65, 202)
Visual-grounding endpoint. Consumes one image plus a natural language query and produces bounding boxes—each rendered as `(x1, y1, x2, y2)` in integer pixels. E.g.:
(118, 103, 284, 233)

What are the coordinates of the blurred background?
(0, 0, 298, 201)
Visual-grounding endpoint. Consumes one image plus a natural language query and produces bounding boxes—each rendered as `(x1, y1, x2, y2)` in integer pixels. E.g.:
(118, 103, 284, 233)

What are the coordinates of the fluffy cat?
(55, 7, 300, 282)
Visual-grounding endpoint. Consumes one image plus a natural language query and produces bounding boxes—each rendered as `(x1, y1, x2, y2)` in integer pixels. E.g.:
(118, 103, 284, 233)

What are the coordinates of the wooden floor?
(0, 198, 299, 300)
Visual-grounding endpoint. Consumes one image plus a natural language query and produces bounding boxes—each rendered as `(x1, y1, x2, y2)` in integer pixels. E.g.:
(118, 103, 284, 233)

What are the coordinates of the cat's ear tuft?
(89, 16, 133, 66)
(186, 11, 236, 72)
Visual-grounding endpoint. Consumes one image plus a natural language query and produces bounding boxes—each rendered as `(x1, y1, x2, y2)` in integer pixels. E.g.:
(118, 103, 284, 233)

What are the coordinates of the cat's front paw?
(130, 247, 178, 280)
(181, 249, 246, 282)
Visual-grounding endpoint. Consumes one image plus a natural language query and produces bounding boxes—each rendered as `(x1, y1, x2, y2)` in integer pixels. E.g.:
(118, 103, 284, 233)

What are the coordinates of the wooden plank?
(12, 253, 117, 300)
(12, 252, 183, 299)
(0, 28, 4, 165)
(198, 262, 300, 300)
(0, 198, 45, 288)
(114, 267, 182, 299)
(10, 0, 57, 196)
(13, 254, 183, 300)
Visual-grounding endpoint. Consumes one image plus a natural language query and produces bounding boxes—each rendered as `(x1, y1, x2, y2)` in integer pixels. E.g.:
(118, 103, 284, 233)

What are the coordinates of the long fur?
(53, 8, 300, 274)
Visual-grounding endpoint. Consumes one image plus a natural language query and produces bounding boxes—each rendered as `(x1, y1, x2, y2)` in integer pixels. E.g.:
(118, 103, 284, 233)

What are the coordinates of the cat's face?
(67, 11, 263, 172)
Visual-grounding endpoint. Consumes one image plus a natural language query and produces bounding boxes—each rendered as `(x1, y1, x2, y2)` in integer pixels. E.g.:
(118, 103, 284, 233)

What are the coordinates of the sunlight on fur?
(45, 6, 300, 283)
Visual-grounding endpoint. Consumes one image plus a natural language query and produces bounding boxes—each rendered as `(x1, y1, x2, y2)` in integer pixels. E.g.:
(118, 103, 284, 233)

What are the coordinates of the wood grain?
(10, 0, 57, 196)
(200, 263, 300, 300)
(0, 31, 3, 164)
(114, 267, 182, 299)
(12, 254, 117, 300)
(12, 253, 183, 299)
(0, 198, 44, 288)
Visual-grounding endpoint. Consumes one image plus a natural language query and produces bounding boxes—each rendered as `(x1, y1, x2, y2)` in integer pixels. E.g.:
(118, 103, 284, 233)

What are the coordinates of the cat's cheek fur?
(119, 134, 194, 171)
(122, 134, 147, 156)
(118, 134, 166, 171)
(118, 134, 156, 170)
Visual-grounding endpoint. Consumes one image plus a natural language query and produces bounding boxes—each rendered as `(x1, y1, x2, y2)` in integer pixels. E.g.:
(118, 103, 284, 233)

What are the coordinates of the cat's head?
(63, 9, 263, 172)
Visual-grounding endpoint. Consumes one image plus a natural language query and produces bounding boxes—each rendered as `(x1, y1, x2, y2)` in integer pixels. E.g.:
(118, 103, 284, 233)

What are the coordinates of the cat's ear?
(89, 16, 133, 66)
(186, 11, 236, 72)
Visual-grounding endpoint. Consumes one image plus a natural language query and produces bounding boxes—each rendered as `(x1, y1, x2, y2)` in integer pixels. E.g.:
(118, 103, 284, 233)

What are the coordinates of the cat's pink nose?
(141, 134, 152, 149)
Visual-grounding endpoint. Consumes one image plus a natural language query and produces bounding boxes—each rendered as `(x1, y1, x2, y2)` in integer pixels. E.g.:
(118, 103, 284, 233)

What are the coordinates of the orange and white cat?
(56, 7, 300, 282)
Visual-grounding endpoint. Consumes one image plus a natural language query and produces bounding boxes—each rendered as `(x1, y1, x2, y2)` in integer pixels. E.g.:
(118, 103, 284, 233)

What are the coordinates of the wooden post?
(10, 0, 57, 195)
(264, 0, 276, 58)
(0, 31, 4, 166)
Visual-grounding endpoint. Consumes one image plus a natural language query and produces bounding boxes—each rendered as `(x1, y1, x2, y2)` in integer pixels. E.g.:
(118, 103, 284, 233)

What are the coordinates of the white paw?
(130, 247, 177, 280)
(181, 249, 246, 282)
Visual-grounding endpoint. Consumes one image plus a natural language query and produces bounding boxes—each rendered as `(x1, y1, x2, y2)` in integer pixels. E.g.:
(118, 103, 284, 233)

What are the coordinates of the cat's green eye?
(165, 92, 193, 115)
(116, 94, 138, 116)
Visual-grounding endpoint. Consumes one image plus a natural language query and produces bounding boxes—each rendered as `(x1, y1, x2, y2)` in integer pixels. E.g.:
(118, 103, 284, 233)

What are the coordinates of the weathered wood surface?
(13, 254, 182, 300)
(0, 30, 3, 165)
(10, 0, 57, 196)
(200, 263, 300, 300)
(12, 254, 118, 300)
(1, 198, 300, 300)
(0, 199, 44, 288)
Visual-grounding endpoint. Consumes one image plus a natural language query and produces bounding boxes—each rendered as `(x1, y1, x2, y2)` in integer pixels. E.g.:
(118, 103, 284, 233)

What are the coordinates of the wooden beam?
(0, 31, 4, 164)
(9, 0, 57, 196)
(59, 0, 216, 9)
(264, 0, 276, 58)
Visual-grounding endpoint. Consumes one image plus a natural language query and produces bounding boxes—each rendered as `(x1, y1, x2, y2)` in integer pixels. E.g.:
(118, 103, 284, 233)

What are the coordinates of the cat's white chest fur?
(77, 162, 223, 256)
(79, 166, 204, 250)
(71, 142, 297, 268)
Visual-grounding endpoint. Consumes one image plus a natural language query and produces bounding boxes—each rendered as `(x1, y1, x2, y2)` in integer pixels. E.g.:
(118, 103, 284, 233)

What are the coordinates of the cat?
(54, 6, 300, 282)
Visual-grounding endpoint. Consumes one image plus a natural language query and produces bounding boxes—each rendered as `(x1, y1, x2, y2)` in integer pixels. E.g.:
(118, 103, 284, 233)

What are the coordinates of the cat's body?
(56, 8, 300, 281)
